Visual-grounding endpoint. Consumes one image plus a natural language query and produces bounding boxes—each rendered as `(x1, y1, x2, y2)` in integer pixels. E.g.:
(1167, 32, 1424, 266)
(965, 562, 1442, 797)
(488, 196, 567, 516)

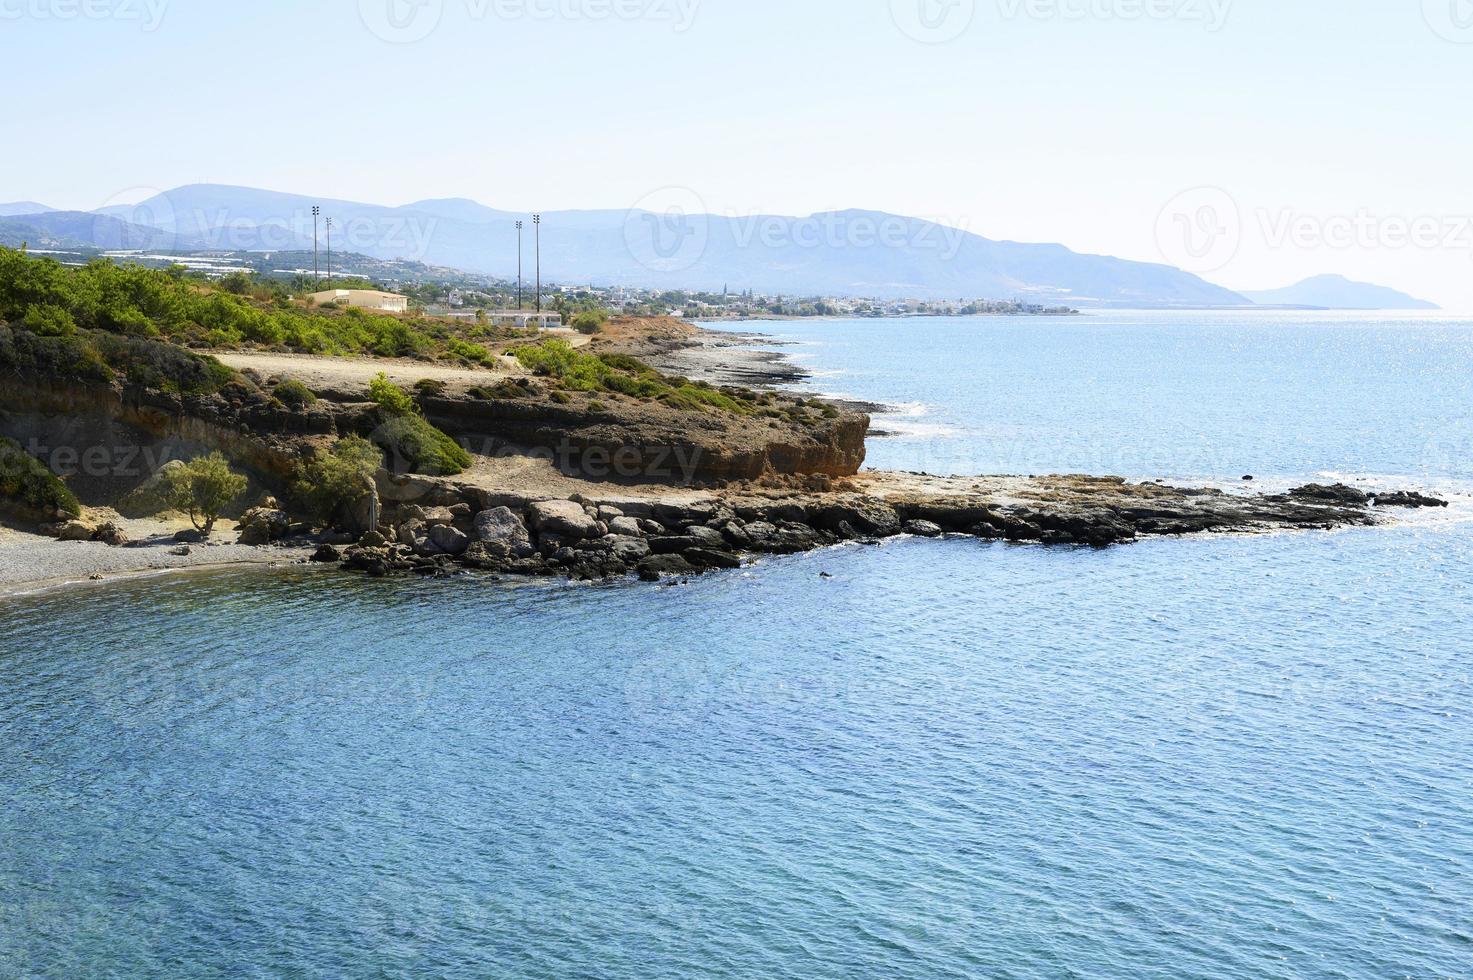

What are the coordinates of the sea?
(3, 310, 1471, 978)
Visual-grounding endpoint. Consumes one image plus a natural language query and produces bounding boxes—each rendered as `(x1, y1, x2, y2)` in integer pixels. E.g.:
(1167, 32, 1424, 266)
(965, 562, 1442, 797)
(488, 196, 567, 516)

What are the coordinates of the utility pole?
(533, 214, 542, 313)
(516, 220, 523, 310)
(325, 217, 333, 290)
(311, 206, 321, 286)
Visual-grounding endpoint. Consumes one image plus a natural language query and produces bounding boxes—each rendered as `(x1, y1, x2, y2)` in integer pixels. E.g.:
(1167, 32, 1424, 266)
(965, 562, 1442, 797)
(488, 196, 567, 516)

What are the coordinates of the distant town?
(18, 245, 1079, 321)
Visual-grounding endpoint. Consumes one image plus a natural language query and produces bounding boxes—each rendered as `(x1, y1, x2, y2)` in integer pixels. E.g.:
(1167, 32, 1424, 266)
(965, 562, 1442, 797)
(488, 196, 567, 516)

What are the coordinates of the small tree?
(294, 436, 382, 527)
(164, 452, 247, 536)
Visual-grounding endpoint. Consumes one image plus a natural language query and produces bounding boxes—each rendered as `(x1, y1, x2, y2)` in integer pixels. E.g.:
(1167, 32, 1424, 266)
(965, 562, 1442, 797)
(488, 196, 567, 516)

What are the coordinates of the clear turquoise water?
(3, 313, 1472, 977)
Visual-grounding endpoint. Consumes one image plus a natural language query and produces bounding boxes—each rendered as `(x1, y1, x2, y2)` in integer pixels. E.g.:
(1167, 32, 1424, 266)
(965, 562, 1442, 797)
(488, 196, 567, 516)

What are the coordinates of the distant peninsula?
(1242, 274, 1439, 311)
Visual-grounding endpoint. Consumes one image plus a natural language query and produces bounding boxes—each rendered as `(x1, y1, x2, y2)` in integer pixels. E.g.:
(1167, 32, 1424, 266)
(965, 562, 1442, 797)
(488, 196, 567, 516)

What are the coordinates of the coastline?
(0, 516, 314, 598)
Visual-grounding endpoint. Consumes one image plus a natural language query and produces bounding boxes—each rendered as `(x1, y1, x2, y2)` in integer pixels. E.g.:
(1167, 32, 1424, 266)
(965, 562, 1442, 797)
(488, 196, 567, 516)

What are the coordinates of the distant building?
(487, 310, 564, 330)
(306, 289, 408, 313)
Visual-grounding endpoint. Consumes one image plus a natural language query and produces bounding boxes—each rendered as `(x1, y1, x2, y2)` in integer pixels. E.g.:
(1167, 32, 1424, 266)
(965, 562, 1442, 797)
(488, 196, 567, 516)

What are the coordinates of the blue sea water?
(3, 312, 1473, 978)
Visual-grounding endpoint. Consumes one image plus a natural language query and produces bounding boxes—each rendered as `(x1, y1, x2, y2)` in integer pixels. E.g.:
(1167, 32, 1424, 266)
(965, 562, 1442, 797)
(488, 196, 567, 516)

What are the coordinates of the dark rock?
(636, 554, 697, 578)
(429, 524, 472, 556)
(359, 530, 389, 549)
(94, 522, 128, 546)
(1288, 483, 1370, 506)
(650, 536, 699, 555)
(174, 528, 205, 544)
(1372, 490, 1449, 509)
(311, 544, 342, 563)
(685, 548, 743, 570)
(903, 520, 944, 538)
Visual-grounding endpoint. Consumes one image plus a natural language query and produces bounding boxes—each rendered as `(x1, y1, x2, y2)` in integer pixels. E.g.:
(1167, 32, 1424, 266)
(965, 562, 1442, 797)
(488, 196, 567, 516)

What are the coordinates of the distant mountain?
(0, 201, 55, 217)
(0, 211, 206, 251)
(1242, 274, 1438, 310)
(27, 183, 1254, 306)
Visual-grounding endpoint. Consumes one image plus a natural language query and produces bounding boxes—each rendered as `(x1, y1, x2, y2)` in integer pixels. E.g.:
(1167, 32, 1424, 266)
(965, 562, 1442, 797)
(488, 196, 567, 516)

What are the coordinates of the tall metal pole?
(325, 217, 333, 290)
(312, 206, 320, 286)
(516, 220, 523, 310)
(533, 214, 541, 313)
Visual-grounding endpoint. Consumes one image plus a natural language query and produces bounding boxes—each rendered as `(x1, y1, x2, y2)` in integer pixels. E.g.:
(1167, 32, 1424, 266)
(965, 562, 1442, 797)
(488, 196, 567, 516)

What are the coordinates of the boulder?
(685, 548, 744, 570)
(359, 530, 389, 549)
(237, 508, 291, 545)
(427, 524, 471, 556)
(473, 507, 536, 558)
(608, 516, 645, 538)
(903, 520, 944, 538)
(635, 554, 696, 579)
(57, 521, 95, 542)
(94, 522, 129, 547)
(686, 526, 728, 549)
(608, 536, 651, 563)
(813, 499, 901, 536)
(530, 499, 602, 539)
(174, 528, 206, 544)
(310, 544, 342, 563)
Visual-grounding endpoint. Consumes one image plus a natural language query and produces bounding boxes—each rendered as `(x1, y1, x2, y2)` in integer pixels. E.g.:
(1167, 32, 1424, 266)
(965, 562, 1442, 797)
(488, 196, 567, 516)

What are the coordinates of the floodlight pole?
(516, 220, 523, 310)
(533, 214, 542, 313)
(311, 206, 321, 286)
(325, 217, 333, 290)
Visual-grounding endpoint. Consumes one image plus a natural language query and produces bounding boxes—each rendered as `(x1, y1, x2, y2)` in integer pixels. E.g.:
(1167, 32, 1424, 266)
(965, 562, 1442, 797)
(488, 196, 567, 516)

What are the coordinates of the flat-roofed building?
(487, 311, 564, 330)
(306, 289, 409, 314)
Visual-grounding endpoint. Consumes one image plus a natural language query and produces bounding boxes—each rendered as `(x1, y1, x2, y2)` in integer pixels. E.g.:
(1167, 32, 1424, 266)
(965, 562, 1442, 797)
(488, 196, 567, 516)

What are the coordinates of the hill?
(86, 184, 1250, 308)
(0, 211, 206, 251)
(1242, 274, 1438, 310)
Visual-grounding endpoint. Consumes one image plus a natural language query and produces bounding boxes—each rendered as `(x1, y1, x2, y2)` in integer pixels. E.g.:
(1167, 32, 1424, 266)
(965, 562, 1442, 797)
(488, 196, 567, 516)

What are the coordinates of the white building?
(487, 310, 564, 330)
(306, 289, 409, 314)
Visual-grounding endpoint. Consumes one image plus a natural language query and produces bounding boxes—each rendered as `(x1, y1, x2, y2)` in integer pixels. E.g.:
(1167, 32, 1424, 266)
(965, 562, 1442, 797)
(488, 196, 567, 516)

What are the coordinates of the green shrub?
(570, 309, 609, 335)
(161, 452, 247, 535)
(0, 437, 81, 518)
(23, 303, 77, 337)
(294, 435, 381, 525)
(273, 378, 317, 408)
(413, 378, 446, 397)
(370, 412, 471, 476)
(367, 372, 418, 416)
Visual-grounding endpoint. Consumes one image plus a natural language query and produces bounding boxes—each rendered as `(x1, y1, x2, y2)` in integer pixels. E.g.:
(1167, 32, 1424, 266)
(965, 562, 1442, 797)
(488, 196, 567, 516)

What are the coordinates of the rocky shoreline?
(303, 474, 1450, 584)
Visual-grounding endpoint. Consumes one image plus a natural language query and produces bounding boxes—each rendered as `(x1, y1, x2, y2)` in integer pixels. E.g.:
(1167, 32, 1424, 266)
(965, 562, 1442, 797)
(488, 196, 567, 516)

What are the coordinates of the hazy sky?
(5, 0, 1473, 307)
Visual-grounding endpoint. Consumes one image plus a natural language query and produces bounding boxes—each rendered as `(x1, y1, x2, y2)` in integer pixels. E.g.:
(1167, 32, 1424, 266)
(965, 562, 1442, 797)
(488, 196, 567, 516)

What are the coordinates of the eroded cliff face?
(0, 371, 871, 507)
(0, 376, 329, 503)
(413, 393, 868, 483)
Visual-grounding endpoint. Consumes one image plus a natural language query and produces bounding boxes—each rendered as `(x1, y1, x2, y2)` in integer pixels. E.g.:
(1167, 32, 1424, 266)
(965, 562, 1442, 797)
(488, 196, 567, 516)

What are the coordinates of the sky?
(4, 0, 1473, 308)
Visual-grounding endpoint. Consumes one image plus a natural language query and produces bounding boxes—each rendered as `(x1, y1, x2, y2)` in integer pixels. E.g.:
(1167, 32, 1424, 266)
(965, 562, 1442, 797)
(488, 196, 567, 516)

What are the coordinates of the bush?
(0, 437, 81, 518)
(570, 309, 609, 335)
(294, 436, 381, 526)
(367, 372, 418, 416)
(273, 377, 317, 409)
(370, 412, 471, 476)
(23, 303, 77, 337)
(161, 452, 247, 535)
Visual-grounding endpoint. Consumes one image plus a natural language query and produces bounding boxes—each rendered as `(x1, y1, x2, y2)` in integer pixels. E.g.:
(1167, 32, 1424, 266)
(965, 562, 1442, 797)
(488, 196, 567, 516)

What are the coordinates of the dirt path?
(215, 351, 527, 396)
